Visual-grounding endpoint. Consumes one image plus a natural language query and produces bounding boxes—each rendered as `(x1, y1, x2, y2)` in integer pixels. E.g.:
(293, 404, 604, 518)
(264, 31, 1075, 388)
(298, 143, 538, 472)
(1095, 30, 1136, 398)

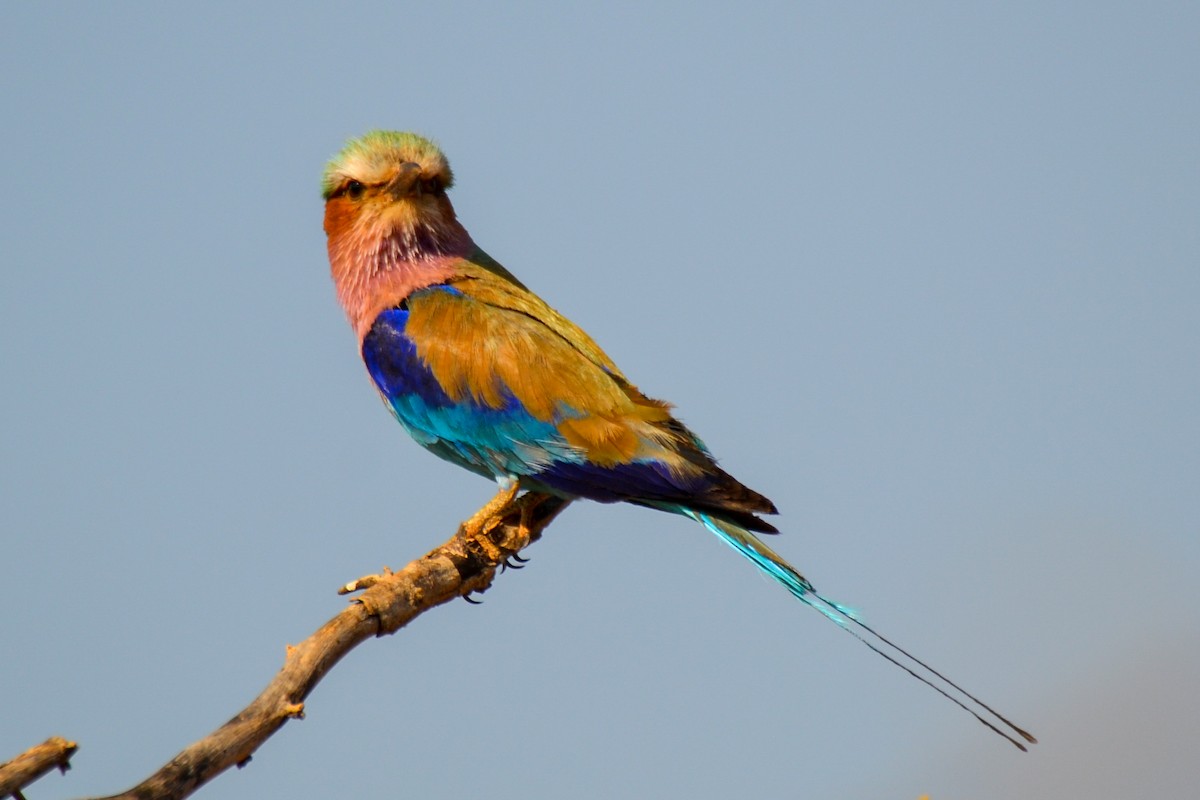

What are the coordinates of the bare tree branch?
(0, 736, 77, 799)
(72, 490, 569, 800)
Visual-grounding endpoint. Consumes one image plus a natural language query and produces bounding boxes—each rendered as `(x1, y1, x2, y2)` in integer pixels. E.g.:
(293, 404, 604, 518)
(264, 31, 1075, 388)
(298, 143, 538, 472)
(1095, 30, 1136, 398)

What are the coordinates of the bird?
(321, 130, 1036, 751)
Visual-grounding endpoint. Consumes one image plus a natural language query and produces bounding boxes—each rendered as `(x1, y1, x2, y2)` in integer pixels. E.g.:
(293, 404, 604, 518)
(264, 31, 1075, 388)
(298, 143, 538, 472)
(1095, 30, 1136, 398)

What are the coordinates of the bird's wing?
(361, 274, 776, 527)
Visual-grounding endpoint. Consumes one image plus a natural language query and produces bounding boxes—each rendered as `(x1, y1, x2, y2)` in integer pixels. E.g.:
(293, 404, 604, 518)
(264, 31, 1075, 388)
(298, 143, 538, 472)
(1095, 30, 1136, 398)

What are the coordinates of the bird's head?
(323, 131, 474, 337)
(322, 131, 469, 262)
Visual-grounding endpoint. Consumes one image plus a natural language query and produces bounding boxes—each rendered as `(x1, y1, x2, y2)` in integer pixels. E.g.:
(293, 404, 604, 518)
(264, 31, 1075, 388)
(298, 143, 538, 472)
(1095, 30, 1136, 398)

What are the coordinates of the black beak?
(387, 162, 423, 198)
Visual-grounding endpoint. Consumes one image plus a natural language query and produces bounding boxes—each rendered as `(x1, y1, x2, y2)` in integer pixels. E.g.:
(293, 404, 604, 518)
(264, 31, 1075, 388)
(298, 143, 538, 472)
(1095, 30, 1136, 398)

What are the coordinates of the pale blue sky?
(3, 3, 1198, 798)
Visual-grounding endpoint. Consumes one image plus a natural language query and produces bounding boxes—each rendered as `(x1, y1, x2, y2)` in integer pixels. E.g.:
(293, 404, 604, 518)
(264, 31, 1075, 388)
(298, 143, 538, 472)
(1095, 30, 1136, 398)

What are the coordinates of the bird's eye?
(345, 180, 366, 200)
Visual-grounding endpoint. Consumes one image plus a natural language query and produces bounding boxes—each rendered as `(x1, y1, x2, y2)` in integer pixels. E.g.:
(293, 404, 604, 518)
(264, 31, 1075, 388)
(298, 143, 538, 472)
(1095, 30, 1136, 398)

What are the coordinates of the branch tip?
(0, 736, 78, 798)
(282, 702, 306, 720)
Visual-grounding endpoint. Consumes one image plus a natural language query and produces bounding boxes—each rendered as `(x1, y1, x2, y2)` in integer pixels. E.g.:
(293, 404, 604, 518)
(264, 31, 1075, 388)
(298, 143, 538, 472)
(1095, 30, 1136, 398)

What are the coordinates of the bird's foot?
(458, 481, 521, 561)
(515, 490, 554, 539)
(501, 552, 530, 572)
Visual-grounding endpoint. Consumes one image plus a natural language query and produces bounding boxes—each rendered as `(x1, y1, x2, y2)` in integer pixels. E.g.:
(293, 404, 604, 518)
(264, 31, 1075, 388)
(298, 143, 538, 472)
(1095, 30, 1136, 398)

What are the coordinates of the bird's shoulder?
(438, 251, 624, 381)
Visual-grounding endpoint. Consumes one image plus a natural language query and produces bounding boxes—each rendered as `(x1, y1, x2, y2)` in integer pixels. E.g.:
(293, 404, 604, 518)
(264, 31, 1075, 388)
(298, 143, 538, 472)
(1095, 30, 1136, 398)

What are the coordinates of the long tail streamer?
(687, 510, 1038, 752)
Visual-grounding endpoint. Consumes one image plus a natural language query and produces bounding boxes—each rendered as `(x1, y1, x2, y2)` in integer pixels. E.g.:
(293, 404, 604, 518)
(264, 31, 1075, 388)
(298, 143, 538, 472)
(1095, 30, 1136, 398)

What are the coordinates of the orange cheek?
(323, 198, 358, 238)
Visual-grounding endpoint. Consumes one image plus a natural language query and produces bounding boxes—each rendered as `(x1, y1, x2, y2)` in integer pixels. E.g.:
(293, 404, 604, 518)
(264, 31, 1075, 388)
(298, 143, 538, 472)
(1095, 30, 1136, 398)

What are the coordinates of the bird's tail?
(684, 509, 1038, 752)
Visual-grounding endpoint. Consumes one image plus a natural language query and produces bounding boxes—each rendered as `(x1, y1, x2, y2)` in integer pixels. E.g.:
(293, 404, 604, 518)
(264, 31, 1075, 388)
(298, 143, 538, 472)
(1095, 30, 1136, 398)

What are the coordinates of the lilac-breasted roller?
(322, 131, 1035, 750)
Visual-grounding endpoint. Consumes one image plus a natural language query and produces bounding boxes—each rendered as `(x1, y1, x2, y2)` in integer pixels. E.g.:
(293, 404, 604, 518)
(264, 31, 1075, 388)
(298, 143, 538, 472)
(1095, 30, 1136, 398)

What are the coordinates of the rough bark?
(0, 736, 77, 799)
(6, 491, 567, 800)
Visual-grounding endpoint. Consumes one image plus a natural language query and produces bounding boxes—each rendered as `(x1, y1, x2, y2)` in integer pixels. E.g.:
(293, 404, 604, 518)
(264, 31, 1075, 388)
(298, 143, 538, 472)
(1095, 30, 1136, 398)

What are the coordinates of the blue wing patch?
(362, 297, 578, 479)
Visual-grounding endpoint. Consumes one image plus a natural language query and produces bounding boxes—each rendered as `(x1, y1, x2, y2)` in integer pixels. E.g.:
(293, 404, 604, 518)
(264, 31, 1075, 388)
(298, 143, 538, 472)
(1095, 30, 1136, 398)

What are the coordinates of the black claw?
(502, 556, 526, 572)
(510, 553, 531, 564)
(464, 594, 484, 605)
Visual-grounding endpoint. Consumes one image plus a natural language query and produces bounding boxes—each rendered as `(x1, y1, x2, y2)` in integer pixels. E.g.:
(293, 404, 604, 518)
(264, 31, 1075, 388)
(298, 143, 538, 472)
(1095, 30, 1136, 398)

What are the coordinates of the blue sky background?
(3, 3, 1197, 798)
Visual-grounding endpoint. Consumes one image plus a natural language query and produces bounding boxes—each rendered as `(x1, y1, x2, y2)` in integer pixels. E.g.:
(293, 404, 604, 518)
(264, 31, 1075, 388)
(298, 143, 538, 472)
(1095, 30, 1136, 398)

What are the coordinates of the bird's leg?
(458, 479, 521, 561)
(513, 490, 551, 542)
(500, 492, 550, 570)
